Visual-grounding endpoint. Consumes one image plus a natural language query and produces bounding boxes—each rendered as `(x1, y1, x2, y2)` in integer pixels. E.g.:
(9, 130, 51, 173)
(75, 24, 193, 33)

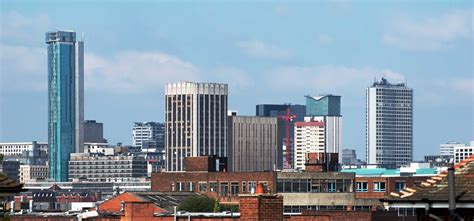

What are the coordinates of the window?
(219, 182, 229, 196)
(188, 182, 194, 192)
(395, 181, 405, 192)
(356, 182, 368, 192)
(373, 182, 386, 192)
(242, 181, 247, 193)
(248, 181, 257, 193)
(177, 182, 184, 192)
(198, 182, 207, 192)
(327, 181, 336, 192)
(231, 182, 239, 196)
(209, 182, 217, 192)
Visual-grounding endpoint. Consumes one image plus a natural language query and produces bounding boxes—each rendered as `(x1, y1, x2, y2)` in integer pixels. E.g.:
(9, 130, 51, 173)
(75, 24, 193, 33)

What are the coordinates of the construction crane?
(278, 107, 296, 169)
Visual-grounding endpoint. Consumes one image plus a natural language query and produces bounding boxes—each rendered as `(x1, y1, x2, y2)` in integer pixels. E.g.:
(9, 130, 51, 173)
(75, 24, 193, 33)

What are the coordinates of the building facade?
(305, 95, 342, 163)
(84, 120, 107, 143)
(165, 82, 228, 171)
(440, 141, 465, 157)
(454, 141, 474, 163)
(366, 78, 413, 168)
(19, 165, 48, 183)
(227, 115, 281, 171)
(255, 104, 306, 168)
(0, 142, 48, 157)
(68, 153, 148, 182)
(132, 122, 165, 149)
(46, 30, 84, 181)
(293, 121, 325, 170)
(342, 149, 357, 165)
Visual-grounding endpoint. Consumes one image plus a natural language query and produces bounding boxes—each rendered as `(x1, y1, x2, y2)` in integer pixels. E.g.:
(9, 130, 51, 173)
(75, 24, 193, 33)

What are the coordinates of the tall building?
(84, 120, 107, 143)
(366, 78, 413, 168)
(227, 115, 281, 172)
(46, 30, 84, 181)
(305, 95, 342, 163)
(440, 141, 465, 157)
(132, 122, 165, 149)
(256, 104, 306, 168)
(293, 121, 325, 170)
(165, 82, 228, 171)
(341, 149, 357, 165)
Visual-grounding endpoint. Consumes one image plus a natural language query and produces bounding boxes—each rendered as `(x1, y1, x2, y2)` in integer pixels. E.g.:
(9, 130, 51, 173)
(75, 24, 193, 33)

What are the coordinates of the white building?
(305, 116, 342, 163)
(366, 78, 413, 168)
(440, 141, 465, 156)
(84, 142, 114, 155)
(132, 122, 165, 149)
(19, 165, 48, 183)
(293, 121, 325, 170)
(165, 82, 228, 171)
(454, 141, 474, 163)
(0, 141, 48, 156)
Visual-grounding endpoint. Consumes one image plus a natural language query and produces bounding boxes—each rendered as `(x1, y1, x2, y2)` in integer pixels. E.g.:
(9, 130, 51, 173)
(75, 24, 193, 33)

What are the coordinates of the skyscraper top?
(46, 30, 76, 43)
(165, 82, 228, 95)
(371, 77, 406, 88)
(305, 94, 341, 101)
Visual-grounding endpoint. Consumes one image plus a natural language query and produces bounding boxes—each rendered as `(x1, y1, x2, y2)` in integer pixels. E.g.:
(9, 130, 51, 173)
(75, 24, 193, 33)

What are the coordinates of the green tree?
(177, 196, 214, 212)
(213, 197, 221, 212)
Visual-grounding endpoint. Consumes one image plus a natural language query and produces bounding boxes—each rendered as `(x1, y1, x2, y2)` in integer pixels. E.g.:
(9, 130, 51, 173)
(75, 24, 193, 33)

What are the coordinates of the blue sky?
(1, 0, 473, 160)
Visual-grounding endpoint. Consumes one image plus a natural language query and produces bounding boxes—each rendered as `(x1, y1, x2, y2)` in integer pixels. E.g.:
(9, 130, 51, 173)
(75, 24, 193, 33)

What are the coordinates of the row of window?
(170, 181, 267, 196)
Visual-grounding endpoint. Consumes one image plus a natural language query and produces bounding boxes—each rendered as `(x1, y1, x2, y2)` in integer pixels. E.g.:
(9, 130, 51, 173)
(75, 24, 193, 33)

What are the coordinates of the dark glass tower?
(46, 31, 83, 181)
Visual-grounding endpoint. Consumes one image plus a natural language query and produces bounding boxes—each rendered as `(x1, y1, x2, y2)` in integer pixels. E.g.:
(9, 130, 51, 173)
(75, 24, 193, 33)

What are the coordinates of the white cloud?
(0, 44, 47, 92)
(267, 65, 404, 93)
(317, 34, 333, 44)
(209, 67, 253, 92)
(85, 51, 199, 93)
(236, 40, 292, 60)
(383, 9, 472, 51)
(0, 11, 52, 45)
(450, 78, 474, 95)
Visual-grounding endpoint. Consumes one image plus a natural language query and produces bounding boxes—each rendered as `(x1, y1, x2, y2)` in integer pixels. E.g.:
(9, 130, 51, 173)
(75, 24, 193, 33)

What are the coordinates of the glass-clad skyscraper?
(366, 78, 413, 168)
(46, 30, 84, 181)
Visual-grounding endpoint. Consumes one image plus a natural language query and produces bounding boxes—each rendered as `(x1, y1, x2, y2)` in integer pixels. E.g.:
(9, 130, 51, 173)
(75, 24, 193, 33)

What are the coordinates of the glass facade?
(305, 95, 341, 116)
(46, 31, 77, 182)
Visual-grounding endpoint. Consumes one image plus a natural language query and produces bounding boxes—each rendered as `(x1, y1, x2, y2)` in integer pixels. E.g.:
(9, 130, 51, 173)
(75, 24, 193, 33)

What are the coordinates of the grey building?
(68, 153, 147, 182)
(341, 149, 357, 165)
(165, 82, 228, 171)
(255, 104, 306, 168)
(0, 161, 20, 180)
(227, 115, 281, 172)
(366, 78, 413, 168)
(84, 120, 107, 143)
(132, 122, 165, 149)
(46, 30, 84, 181)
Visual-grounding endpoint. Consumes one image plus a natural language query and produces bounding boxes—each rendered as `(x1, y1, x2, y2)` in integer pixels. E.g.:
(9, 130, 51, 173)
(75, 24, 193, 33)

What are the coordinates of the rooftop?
(341, 167, 437, 177)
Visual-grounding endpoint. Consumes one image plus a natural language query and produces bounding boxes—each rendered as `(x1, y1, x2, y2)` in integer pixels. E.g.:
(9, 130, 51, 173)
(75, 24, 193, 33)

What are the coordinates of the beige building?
(294, 121, 325, 170)
(19, 165, 48, 183)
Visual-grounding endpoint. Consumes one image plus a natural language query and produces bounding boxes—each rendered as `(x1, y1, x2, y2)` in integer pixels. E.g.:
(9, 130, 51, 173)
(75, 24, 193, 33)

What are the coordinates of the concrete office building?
(68, 153, 148, 182)
(0, 161, 20, 180)
(0, 141, 48, 156)
(46, 30, 84, 181)
(165, 82, 228, 171)
(256, 104, 306, 168)
(84, 120, 107, 143)
(440, 141, 465, 157)
(227, 115, 281, 172)
(366, 78, 413, 168)
(19, 165, 49, 183)
(305, 95, 342, 163)
(293, 121, 325, 170)
(454, 141, 474, 163)
(342, 149, 357, 165)
(132, 122, 165, 149)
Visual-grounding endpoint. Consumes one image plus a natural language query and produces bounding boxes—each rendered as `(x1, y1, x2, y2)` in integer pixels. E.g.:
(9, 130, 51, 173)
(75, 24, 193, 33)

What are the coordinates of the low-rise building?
(19, 165, 48, 183)
(68, 153, 147, 182)
(454, 141, 474, 163)
(0, 160, 20, 180)
(0, 141, 47, 157)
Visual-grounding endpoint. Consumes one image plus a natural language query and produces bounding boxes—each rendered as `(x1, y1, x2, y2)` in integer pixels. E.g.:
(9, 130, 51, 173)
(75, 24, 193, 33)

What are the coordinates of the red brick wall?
(186, 157, 211, 172)
(151, 171, 276, 203)
(122, 202, 155, 221)
(240, 195, 283, 221)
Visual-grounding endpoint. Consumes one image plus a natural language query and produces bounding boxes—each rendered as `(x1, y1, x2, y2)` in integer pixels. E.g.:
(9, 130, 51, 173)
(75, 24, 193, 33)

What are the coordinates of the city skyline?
(1, 1, 473, 161)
